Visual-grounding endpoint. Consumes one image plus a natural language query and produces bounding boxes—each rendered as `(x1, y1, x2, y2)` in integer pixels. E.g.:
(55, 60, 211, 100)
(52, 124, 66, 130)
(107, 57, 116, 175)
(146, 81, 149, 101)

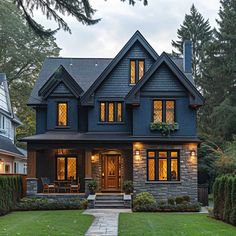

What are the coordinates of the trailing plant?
(123, 180, 133, 194)
(150, 122, 179, 136)
(88, 179, 97, 195)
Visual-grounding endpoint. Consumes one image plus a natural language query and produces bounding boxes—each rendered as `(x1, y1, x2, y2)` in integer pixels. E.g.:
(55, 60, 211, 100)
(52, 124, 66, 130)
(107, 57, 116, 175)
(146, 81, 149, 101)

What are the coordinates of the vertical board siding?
(36, 107, 47, 134)
(50, 82, 73, 96)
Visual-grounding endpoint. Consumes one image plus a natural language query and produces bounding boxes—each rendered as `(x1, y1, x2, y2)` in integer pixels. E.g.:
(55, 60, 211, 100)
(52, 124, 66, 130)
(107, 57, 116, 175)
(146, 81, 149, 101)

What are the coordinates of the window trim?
(146, 150, 180, 182)
(129, 59, 145, 85)
(152, 99, 176, 123)
(99, 101, 124, 123)
(56, 155, 78, 181)
(56, 102, 68, 127)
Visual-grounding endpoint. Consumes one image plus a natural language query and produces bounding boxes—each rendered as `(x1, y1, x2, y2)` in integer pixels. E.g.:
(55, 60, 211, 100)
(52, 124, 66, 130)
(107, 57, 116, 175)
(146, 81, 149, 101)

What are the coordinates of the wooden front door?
(102, 155, 120, 191)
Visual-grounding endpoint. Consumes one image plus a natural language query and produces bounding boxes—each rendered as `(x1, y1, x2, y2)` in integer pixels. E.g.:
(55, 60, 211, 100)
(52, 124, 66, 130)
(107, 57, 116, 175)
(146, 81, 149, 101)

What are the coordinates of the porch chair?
(41, 177, 56, 193)
(70, 177, 80, 193)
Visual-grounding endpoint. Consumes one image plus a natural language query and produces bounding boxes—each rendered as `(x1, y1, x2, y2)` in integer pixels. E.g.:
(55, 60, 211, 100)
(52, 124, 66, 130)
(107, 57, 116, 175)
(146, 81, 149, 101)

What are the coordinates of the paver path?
(83, 209, 131, 236)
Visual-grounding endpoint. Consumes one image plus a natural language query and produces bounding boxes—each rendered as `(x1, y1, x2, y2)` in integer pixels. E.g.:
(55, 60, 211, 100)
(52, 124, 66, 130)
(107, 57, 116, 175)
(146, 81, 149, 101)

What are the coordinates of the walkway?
(83, 209, 131, 236)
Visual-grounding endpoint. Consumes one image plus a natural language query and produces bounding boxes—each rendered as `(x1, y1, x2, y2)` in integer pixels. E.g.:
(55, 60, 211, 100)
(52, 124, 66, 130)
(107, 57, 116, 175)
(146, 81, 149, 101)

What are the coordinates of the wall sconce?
(135, 150, 141, 161)
(0, 159, 4, 172)
(91, 155, 95, 162)
(190, 150, 196, 158)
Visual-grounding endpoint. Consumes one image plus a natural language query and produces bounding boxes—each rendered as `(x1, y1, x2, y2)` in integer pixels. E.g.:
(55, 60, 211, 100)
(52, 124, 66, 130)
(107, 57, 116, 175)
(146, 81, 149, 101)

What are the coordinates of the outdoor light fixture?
(0, 159, 4, 172)
(91, 155, 95, 162)
(190, 150, 196, 157)
(135, 150, 141, 161)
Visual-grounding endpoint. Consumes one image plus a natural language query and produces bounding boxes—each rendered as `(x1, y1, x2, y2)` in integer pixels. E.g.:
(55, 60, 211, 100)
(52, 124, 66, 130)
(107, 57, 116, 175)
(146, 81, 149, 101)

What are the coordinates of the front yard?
(0, 210, 93, 236)
(119, 213, 236, 236)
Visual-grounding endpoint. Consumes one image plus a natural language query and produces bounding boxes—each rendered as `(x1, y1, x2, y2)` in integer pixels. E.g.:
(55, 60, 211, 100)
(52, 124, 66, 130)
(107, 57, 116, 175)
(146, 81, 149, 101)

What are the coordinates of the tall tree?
(0, 0, 60, 146)
(172, 4, 212, 81)
(12, 0, 148, 37)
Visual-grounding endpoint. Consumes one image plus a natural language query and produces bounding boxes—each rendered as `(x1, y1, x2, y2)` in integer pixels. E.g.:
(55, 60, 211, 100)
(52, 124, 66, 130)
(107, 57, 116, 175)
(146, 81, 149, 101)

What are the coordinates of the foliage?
(0, 210, 93, 236)
(150, 122, 179, 136)
(156, 202, 201, 212)
(0, 1, 60, 147)
(182, 195, 191, 203)
(133, 192, 157, 212)
(167, 197, 175, 205)
(172, 4, 212, 80)
(175, 196, 185, 205)
(213, 175, 236, 226)
(15, 197, 87, 211)
(0, 176, 23, 216)
(123, 180, 133, 194)
(12, 0, 148, 37)
(87, 179, 97, 194)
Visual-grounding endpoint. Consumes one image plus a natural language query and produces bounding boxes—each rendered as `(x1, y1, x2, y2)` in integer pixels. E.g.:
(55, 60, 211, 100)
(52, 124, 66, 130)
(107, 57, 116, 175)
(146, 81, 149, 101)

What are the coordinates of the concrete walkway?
(83, 209, 131, 236)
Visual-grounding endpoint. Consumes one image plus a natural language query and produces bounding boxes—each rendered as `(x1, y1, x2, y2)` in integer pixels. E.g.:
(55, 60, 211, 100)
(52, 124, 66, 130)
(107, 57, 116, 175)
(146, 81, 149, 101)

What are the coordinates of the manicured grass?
(0, 210, 93, 236)
(119, 213, 236, 236)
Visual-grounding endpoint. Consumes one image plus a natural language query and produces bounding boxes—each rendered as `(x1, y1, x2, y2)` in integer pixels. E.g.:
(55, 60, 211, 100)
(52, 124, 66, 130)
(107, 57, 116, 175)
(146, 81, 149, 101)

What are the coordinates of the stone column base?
(84, 177, 92, 196)
(26, 178, 38, 196)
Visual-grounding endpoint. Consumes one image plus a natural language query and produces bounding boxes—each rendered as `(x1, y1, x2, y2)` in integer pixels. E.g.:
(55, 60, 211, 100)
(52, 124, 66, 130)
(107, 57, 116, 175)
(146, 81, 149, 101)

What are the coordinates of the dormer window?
(100, 102, 123, 123)
(130, 59, 145, 84)
(57, 102, 68, 126)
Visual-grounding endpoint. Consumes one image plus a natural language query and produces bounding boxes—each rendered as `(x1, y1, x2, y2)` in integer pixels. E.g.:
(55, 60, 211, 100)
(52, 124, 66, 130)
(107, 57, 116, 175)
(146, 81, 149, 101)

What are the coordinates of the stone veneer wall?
(133, 143, 198, 202)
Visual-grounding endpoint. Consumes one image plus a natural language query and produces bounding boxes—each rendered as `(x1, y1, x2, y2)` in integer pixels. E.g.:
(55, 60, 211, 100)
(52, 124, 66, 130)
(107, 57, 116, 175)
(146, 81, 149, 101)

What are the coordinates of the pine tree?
(172, 4, 212, 81)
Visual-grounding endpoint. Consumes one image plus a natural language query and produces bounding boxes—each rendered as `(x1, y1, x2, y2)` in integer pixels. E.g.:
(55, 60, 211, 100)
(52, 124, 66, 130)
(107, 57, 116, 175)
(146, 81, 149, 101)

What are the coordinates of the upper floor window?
(130, 59, 145, 84)
(100, 102, 123, 123)
(57, 102, 68, 126)
(0, 114, 5, 130)
(153, 100, 175, 124)
(147, 150, 179, 181)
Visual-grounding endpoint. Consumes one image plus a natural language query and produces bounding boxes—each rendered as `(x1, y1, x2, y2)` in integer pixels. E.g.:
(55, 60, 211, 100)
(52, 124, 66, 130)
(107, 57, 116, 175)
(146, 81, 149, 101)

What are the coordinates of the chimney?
(183, 40, 192, 74)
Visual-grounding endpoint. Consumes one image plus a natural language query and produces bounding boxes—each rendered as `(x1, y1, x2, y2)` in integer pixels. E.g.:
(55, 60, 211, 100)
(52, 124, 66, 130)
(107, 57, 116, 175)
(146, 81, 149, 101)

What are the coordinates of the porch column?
(26, 150, 38, 196)
(85, 150, 92, 195)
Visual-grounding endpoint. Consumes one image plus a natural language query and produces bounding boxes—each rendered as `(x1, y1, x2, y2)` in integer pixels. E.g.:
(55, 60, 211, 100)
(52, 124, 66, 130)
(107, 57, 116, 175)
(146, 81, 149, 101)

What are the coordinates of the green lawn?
(0, 210, 93, 236)
(119, 213, 236, 236)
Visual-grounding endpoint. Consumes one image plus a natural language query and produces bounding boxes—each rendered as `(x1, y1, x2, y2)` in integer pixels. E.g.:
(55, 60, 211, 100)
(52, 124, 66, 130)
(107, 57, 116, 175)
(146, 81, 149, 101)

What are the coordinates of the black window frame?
(57, 102, 68, 127)
(147, 150, 180, 181)
(129, 59, 145, 84)
(56, 155, 78, 181)
(152, 99, 176, 123)
(99, 101, 123, 123)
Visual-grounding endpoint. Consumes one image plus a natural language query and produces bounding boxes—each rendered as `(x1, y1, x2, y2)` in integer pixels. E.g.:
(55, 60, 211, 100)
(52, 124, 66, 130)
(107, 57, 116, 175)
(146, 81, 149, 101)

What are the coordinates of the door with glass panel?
(56, 156, 77, 181)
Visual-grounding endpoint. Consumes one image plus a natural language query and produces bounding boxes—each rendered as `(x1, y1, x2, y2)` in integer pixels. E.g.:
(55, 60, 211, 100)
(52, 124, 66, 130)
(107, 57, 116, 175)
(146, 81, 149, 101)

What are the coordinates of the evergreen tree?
(172, 4, 212, 81)
(12, 0, 148, 37)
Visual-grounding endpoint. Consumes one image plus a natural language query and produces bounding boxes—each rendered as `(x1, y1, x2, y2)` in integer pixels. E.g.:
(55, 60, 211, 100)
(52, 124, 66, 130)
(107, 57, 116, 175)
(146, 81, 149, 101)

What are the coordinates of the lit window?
(57, 103, 67, 126)
(147, 150, 180, 181)
(153, 100, 175, 124)
(99, 102, 123, 123)
(57, 157, 77, 181)
(130, 59, 145, 84)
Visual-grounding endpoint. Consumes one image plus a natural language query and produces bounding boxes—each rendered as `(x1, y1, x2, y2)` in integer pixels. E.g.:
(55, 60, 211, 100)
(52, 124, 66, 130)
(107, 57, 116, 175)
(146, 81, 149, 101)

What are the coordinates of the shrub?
(88, 179, 97, 194)
(230, 177, 236, 225)
(175, 196, 185, 205)
(123, 180, 133, 194)
(15, 197, 87, 211)
(223, 176, 233, 222)
(167, 197, 175, 205)
(133, 192, 157, 212)
(157, 202, 201, 212)
(0, 176, 22, 216)
(182, 195, 191, 203)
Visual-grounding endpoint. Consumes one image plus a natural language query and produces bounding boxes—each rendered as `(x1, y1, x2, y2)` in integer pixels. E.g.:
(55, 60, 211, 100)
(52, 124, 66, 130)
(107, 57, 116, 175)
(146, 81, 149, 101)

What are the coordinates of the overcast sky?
(35, 0, 221, 58)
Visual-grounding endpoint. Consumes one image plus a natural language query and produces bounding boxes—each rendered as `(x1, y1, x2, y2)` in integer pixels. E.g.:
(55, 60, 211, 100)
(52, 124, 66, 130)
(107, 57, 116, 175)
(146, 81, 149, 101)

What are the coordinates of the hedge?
(213, 175, 236, 226)
(0, 176, 22, 216)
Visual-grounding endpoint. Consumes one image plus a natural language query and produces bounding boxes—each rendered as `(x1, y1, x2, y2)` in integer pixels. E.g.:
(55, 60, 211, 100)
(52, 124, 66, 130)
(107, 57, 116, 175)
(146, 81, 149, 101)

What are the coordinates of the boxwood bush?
(0, 176, 22, 216)
(133, 192, 157, 212)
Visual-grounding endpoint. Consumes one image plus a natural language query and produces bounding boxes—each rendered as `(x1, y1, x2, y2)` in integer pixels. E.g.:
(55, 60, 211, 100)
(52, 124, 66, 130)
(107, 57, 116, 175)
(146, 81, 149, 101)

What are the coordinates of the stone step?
(95, 200, 124, 204)
(95, 203, 125, 209)
(96, 195, 123, 200)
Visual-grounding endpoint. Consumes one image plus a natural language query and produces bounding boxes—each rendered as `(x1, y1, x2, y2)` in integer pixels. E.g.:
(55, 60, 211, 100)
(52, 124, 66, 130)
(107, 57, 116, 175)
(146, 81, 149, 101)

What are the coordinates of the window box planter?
(150, 122, 179, 136)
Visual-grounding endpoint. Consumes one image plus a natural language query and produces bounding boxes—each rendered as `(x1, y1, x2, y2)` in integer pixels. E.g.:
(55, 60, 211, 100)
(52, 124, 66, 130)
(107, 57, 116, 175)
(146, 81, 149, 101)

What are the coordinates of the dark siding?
(47, 98, 78, 131)
(36, 107, 47, 134)
(50, 82, 73, 97)
(78, 105, 88, 132)
(141, 63, 186, 92)
(96, 42, 155, 97)
(133, 96, 196, 136)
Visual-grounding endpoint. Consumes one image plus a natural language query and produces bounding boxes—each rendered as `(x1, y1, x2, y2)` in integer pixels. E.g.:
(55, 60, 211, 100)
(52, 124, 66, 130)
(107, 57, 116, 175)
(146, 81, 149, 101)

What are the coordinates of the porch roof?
(21, 131, 200, 143)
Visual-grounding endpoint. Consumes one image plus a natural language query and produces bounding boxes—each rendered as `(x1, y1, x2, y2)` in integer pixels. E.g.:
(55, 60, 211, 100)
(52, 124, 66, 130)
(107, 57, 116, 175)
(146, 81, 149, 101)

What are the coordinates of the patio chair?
(41, 177, 56, 193)
(70, 178, 80, 193)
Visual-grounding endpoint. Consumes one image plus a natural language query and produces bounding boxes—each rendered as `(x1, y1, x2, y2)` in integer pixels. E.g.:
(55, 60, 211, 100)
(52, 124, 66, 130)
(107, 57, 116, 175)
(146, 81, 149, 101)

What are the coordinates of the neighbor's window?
(153, 100, 175, 124)
(147, 150, 179, 181)
(57, 156, 77, 181)
(57, 102, 68, 126)
(99, 102, 123, 123)
(130, 59, 145, 84)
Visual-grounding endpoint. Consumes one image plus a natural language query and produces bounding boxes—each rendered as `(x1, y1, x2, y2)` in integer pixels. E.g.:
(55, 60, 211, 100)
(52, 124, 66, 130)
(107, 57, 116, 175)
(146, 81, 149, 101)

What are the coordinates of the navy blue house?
(23, 31, 204, 201)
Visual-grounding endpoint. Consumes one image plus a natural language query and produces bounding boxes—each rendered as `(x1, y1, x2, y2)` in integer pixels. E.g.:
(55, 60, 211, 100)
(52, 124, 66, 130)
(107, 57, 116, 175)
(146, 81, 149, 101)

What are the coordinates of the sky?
(34, 0, 221, 58)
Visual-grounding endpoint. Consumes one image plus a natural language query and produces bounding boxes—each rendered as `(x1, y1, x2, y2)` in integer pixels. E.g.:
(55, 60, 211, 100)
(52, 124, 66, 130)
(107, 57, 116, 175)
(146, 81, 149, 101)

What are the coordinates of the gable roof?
(125, 52, 204, 107)
(38, 65, 83, 99)
(80, 31, 159, 105)
(28, 58, 112, 105)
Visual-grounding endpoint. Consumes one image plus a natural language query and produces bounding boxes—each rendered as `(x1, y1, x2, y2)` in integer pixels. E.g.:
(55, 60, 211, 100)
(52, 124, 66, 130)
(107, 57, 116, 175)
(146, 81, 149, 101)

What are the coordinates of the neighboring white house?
(0, 73, 27, 174)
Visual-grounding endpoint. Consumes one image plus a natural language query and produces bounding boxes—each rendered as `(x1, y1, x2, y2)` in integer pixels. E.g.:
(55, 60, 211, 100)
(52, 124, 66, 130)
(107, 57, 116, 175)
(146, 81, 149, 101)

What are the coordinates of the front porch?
(26, 144, 133, 195)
